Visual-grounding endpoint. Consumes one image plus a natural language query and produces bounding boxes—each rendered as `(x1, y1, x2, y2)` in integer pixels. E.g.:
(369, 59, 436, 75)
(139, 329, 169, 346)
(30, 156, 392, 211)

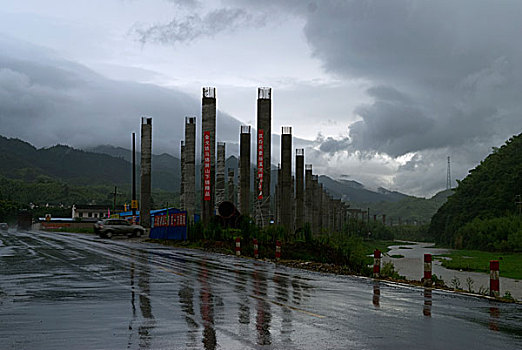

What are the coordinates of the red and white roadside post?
(253, 239, 259, 259)
(423, 254, 432, 286)
(275, 240, 281, 261)
(373, 249, 381, 278)
(235, 237, 241, 256)
(490, 260, 500, 298)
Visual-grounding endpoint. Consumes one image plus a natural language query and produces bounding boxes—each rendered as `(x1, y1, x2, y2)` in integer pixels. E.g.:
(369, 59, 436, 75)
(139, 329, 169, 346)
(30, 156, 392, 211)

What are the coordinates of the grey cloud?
(0, 37, 243, 155)
(318, 136, 350, 155)
(223, 0, 522, 194)
(135, 8, 265, 45)
(348, 86, 434, 157)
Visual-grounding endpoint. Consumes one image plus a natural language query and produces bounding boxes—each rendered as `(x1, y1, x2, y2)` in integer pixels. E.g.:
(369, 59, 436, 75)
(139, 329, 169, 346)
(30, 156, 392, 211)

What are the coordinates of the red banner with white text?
(257, 129, 264, 200)
(203, 131, 211, 201)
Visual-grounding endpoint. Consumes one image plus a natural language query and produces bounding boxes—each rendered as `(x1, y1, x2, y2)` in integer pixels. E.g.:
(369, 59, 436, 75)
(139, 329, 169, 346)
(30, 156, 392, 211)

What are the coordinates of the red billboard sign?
(257, 129, 264, 199)
(153, 212, 187, 227)
(203, 131, 211, 201)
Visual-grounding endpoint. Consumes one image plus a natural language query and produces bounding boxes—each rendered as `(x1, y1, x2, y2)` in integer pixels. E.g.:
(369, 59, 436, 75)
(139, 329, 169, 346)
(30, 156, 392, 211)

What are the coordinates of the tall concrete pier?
(216, 142, 226, 209)
(180, 140, 185, 210)
(295, 149, 304, 232)
(227, 168, 235, 204)
(305, 164, 313, 227)
(184, 117, 196, 222)
(273, 163, 282, 225)
(280, 126, 293, 233)
(201, 87, 216, 224)
(239, 125, 251, 217)
(256, 87, 272, 227)
(140, 117, 152, 229)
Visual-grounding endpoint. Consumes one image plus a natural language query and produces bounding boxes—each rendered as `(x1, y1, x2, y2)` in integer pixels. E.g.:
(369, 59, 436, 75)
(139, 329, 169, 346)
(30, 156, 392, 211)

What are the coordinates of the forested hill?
(429, 133, 522, 251)
(0, 136, 131, 186)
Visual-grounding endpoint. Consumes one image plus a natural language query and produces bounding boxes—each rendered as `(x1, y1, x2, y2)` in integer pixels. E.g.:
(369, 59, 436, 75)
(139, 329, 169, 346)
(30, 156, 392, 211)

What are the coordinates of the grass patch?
(390, 254, 404, 258)
(398, 246, 413, 249)
(437, 250, 522, 280)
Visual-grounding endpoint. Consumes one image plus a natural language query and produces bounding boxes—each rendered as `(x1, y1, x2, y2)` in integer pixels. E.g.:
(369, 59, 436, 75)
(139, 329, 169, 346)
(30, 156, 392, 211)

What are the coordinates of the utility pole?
(112, 186, 122, 213)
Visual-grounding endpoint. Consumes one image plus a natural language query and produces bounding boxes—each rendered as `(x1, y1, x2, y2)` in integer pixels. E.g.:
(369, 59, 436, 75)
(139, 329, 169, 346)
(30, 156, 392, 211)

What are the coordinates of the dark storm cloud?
(134, 7, 266, 45)
(349, 86, 434, 157)
(225, 0, 522, 194)
(300, 1, 522, 155)
(0, 36, 243, 154)
(221, 1, 522, 160)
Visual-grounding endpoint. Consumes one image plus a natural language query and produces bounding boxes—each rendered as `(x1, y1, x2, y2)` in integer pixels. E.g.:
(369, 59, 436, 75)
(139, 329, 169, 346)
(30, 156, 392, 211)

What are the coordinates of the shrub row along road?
(1, 230, 521, 349)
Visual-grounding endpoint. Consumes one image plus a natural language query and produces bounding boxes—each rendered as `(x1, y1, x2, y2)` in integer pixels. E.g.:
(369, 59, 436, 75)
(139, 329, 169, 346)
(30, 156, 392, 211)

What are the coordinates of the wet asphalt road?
(1, 230, 521, 350)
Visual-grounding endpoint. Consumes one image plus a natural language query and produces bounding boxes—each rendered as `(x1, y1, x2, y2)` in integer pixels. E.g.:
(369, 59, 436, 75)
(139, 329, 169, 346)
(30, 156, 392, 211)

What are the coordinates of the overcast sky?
(1, 0, 521, 197)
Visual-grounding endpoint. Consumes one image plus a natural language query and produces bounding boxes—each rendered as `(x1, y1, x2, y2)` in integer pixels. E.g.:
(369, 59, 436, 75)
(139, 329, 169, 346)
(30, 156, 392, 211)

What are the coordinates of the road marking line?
(249, 294, 326, 319)
(158, 266, 185, 276)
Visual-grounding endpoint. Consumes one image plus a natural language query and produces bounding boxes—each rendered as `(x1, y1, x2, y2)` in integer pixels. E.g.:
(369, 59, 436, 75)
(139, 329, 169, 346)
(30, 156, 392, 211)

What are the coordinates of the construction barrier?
(423, 254, 432, 286)
(235, 237, 241, 256)
(275, 240, 281, 261)
(490, 260, 499, 297)
(253, 238, 259, 259)
(373, 249, 381, 278)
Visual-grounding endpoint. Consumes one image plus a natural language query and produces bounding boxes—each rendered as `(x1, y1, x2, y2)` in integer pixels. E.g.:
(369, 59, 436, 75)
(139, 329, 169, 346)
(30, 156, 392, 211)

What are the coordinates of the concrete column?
(291, 175, 295, 232)
(180, 140, 185, 210)
(274, 163, 282, 225)
(305, 164, 313, 227)
(318, 181, 324, 234)
(311, 175, 320, 235)
(239, 125, 251, 217)
(184, 117, 196, 222)
(140, 117, 152, 229)
(337, 200, 343, 232)
(295, 149, 304, 233)
(256, 87, 271, 227)
(322, 191, 330, 233)
(201, 87, 216, 224)
(227, 168, 235, 204)
(216, 142, 226, 209)
(280, 127, 293, 233)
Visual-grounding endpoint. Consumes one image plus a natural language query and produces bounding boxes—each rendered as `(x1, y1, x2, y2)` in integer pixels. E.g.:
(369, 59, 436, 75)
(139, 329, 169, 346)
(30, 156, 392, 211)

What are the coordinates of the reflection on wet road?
(1, 230, 521, 349)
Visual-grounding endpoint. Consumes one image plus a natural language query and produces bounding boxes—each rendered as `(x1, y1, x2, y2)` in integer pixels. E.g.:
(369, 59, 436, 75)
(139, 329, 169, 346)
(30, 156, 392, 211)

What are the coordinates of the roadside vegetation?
(152, 216, 430, 277)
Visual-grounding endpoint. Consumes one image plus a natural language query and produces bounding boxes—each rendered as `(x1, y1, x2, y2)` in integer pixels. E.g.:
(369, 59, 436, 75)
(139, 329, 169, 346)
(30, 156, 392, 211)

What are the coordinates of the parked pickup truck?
(93, 219, 145, 239)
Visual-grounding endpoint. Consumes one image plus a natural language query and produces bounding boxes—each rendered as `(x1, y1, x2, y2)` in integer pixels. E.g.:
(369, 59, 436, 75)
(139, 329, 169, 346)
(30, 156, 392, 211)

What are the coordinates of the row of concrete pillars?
(137, 87, 352, 235)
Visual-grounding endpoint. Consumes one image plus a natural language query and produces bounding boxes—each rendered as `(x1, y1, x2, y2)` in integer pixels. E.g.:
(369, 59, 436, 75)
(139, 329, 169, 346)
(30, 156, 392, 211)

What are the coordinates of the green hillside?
(357, 189, 454, 224)
(429, 133, 522, 251)
(0, 136, 131, 186)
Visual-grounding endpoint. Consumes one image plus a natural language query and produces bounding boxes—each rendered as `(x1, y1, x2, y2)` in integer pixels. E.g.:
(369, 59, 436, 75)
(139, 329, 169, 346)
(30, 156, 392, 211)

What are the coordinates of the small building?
(72, 204, 110, 220)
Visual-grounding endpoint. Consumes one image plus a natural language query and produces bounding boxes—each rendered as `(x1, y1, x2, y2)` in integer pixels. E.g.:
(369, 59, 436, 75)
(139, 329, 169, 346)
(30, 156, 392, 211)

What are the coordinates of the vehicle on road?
(17, 210, 33, 231)
(0, 223, 8, 231)
(94, 219, 145, 239)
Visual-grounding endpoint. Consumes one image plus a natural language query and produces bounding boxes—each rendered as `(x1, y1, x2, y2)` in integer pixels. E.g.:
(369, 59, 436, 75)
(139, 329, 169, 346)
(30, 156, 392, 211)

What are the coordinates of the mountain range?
(0, 135, 450, 221)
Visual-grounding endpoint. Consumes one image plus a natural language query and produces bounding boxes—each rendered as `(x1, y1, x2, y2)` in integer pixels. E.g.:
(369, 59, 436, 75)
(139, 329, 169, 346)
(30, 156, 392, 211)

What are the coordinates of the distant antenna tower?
(446, 156, 451, 190)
